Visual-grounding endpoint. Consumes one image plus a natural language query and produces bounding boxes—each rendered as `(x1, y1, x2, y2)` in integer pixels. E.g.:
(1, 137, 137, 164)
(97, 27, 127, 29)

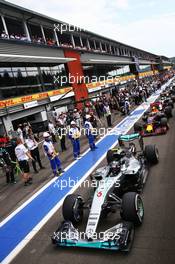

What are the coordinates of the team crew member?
(43, 132, 63, 176)
(0, 147, 16, 184)
(0, 137, 17, 184)
(69, 121, 81, 160)
(124, 98, 130, 115)
(104, 103, 112, 127)
(25, 133, 44, 173)
(84, 115, 97, 151)
(48, 120, 57, 143)
(55, 123, 67, 152)
(15, 138, 34, 186)
(17, 124, 24, 144)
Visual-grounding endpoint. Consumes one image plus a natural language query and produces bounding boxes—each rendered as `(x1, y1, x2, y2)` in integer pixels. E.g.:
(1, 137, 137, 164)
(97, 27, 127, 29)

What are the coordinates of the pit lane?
(10, 106, 175, 264)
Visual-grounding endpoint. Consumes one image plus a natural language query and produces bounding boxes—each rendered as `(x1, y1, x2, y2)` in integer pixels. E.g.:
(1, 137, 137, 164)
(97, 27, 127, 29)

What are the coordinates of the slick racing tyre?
(106, 149, 115, 164)
(164, 106, 172, 118)
(160, 117, 168, 127)
(168, 100, 174, 109)
(142, 114, 148, 122)
(171, 95, 175, 102)
(144, 144, 159, 164)
(62, 194, 84, 224)
(121, 192, 144, 226)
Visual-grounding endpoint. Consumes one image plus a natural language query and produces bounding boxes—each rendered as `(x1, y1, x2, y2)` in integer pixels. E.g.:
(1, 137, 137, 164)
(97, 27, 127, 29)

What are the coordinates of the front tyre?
(134, 122, 143, 133)
(62, 194, 84, 224)
(121, 192, 144, 226)
(106, 149, 114, 164)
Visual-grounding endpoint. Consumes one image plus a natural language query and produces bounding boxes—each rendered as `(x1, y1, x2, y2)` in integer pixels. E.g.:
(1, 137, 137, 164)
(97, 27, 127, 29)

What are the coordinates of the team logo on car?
(97, 191, 102, 197)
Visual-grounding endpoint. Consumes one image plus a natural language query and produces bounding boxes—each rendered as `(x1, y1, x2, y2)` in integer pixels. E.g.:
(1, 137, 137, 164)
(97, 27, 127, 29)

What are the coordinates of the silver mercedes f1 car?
(52, 133, 159, 252)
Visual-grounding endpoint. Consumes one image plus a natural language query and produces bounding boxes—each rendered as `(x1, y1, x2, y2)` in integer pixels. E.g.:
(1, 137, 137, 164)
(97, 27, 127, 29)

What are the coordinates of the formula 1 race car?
(52, 133, 159, 252)
(134, 114, 169, 137)
(134, 103, 170, 137)
(149, 102, 173, 118)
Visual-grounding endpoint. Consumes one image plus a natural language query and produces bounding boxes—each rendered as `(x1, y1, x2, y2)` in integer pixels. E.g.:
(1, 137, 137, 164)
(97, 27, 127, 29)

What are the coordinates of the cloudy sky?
(8, 0, 175, 57)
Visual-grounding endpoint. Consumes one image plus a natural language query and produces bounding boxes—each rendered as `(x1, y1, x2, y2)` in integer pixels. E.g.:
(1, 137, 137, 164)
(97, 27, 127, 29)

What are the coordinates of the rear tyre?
(171, 95, 175, 102)
(121, 192, 144, 226)
(164, 106, 172, 118)
(160, 117, 168, 127)
(106, 149, 114, 164)
(168, 99, 174, 108)
(144, 145, 159, 164)
(142, 115, 148, 122)
(62, 194, 84, 224)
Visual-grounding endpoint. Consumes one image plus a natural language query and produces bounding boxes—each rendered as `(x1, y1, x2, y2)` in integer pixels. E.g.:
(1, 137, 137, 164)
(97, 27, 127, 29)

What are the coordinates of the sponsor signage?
(24, 101, 38, 109)
(50, 94, 63, 102)
(0, 70, 160, 109)
(0, 87, 72, 108)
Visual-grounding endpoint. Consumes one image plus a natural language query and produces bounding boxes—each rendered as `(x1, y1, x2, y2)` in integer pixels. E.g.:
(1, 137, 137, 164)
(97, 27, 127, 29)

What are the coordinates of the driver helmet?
(110, 161, 121, 174)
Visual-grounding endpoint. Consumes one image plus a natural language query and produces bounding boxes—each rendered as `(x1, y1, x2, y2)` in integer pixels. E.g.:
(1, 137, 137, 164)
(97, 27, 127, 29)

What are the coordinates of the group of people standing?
(42, 113, 98, 177)
(1, 72, 173, 186)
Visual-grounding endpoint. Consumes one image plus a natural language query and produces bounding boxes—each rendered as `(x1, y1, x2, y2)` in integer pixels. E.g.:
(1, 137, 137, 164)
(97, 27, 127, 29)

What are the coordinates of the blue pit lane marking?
(131, 109, 146, 116)
(0, 79, 172, 263)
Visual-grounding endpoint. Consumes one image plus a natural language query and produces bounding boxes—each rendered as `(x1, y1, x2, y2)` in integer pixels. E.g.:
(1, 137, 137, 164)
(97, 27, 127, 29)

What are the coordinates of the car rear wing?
(118, 133, 140, 142)
(118, 133, 144, 150)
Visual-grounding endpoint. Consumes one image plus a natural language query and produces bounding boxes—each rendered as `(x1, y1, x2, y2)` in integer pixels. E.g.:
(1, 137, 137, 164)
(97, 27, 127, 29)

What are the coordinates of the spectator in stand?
(43, 132, 63, 177)
(1, 31, 8, 39)
(15, 138, 34, 186)
(47, 38, 55, 46)
(20, 34, 28, 41)
(69, 121, 81, 160)
(9, 33, 15, 39)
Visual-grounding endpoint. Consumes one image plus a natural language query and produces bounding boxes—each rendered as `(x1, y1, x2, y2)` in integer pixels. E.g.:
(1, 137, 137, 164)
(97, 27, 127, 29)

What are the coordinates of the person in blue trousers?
(43, 132, 63, 176)
(69, 121, 81, 160)
(84, 115, 97, 151)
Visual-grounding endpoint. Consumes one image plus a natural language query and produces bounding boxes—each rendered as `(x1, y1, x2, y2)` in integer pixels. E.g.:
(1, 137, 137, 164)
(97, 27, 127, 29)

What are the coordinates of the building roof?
(0, 0, 164, 58)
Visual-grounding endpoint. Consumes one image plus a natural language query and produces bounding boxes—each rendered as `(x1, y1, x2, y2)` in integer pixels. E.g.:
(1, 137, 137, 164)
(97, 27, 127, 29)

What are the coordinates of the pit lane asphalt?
(0, 111, 123, 222)
(11, 111, 175, 264)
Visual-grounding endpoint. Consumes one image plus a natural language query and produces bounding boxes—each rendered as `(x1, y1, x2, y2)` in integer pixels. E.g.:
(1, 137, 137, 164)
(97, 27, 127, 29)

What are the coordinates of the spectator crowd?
(0, 30, 57, 46)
